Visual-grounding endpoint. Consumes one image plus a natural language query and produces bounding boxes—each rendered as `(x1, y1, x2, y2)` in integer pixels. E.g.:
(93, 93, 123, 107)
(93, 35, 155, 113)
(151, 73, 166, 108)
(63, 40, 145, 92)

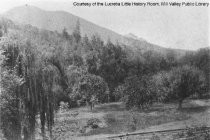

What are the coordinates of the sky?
(0, 0, 209, 50)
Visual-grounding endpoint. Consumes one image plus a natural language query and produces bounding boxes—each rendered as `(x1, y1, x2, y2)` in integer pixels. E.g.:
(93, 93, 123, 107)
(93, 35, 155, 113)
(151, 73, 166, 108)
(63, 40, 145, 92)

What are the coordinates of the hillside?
(4, 5, 125, 43)
(3, 5, 188, 56)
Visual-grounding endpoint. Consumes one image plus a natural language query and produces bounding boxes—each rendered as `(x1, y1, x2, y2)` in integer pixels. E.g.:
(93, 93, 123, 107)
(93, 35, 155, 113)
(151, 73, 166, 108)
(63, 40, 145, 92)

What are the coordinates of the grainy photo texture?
(0, 0, 209, 139)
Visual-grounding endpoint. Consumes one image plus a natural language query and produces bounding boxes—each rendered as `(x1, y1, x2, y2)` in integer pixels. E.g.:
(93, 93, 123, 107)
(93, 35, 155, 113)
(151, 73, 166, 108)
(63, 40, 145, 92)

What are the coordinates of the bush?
(59, 101, 69, 112)
(86, 118, 101, 129)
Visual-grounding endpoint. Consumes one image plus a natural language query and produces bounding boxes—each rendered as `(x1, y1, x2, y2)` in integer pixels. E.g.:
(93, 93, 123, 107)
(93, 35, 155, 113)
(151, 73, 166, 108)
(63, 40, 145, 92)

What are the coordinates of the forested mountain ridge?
(3, 5, 188, 57)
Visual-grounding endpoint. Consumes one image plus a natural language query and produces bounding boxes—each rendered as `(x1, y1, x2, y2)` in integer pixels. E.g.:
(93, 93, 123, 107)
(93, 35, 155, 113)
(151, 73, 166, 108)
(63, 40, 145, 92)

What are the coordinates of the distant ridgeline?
(3, 5, 189, 57)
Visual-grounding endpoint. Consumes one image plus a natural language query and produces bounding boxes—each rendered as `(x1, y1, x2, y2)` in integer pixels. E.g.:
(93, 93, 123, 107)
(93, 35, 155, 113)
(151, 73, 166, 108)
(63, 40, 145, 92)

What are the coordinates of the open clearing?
(51, 99, 210, 140)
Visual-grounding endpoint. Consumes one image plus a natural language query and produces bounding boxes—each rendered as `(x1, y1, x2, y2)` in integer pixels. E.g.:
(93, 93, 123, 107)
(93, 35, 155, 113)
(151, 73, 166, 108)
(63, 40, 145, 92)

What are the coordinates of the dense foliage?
(0, 71, 23, 140)
(153, 65, 206, 109)
(121, 75, 155, 109)
(0, 17, 209, 140)
(73, 74, 109, 110)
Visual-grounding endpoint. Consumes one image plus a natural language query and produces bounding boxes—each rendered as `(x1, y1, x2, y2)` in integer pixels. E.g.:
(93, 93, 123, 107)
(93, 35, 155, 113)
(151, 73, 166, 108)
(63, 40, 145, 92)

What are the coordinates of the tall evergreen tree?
(73, 20, 81, 43)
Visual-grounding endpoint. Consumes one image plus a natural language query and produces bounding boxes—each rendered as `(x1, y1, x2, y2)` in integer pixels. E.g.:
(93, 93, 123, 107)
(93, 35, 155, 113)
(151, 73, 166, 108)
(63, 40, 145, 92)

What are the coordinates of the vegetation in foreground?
(52, 99, 210, 140)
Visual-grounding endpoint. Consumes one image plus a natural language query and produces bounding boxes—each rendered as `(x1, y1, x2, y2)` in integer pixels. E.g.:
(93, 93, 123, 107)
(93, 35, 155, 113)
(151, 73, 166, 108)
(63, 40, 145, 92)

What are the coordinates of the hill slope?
(4, 5, 125, 43)
(3, 5, 188, 56)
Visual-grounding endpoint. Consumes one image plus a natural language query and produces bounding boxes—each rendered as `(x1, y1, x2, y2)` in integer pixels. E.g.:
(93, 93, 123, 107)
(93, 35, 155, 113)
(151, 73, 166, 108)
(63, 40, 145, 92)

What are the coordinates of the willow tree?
(36, 64, 57, 139)
(21, 41, 60, 139)
(0, 70, 24, 140)
(0, 38, 59, 140)
(0, 40, 24, 140)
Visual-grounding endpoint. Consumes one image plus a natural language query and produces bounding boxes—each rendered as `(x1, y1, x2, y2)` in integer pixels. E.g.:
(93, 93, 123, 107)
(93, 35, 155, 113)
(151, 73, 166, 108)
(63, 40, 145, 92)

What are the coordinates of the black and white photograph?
(0, 0, 209, 139)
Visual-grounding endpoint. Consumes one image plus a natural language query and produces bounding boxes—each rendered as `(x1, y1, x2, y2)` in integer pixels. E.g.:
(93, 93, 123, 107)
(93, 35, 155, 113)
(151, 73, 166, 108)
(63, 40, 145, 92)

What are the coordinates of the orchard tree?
(151, 71, 171, 103)
(73, 74, 109, 110)
(154, 65, 206, 109)
(170, 65, 205, 109)
(193, 48, 210, 92)
(122, 75, 155, 110)
(180, 48, 210, 92)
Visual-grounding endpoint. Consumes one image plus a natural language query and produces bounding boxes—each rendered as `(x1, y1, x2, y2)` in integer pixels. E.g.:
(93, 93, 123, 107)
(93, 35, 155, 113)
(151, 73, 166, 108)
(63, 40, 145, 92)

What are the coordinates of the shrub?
(86, 118, 101, 129)
(59, 101, 69, 112)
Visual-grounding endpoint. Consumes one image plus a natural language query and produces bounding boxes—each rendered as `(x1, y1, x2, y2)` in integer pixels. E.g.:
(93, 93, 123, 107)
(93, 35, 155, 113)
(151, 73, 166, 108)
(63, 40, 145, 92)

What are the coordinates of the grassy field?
(50, 99, 210, 140)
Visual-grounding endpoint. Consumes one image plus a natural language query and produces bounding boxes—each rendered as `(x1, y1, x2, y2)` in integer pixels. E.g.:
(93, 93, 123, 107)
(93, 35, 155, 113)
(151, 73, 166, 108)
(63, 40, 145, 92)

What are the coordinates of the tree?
(62, 27, 69, 40)
(154, 65, 206, 109)
(0, 40, 23, 140)
(73, 20, 81, 43)
(85, 51, 99, 74)
(166, 50, 178, 68)
(122, 75, 155, 110)
(179, 48, 209, 96)
(98, 41, 128, 101)
(0, 38, 59, 140)
(193, 48, 210, 92)
(0, 71, 24, 140)
(66, 65, 86, 90)
(63, 65, 86, 107)
(73, 74, 109, 110)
